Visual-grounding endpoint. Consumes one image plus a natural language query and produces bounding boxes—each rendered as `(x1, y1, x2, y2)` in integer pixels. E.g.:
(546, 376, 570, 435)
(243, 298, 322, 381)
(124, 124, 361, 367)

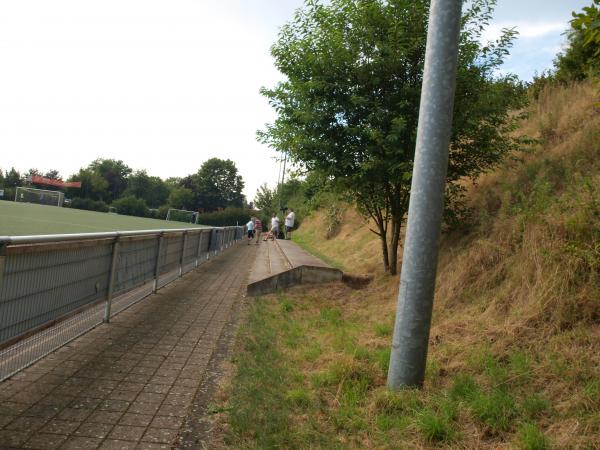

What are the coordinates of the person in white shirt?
(270, 213, 280, 239)
(245, 219, 255, 245)
(285, 209, 296, 239)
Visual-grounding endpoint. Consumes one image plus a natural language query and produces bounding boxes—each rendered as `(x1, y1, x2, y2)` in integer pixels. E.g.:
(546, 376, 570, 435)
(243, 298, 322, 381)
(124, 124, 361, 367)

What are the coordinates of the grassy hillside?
(221, 81, 599, 449)
(0, 201, 204, 235)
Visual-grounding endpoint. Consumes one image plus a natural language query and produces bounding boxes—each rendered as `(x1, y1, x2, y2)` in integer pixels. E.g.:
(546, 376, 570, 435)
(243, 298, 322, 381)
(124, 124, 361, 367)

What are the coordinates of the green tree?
(24, 168, 41, 179)
(168, 186, 196, 210)
(88, 159, 132, 202)
(124, 170, 170, 208)
(67, 168, 109, 201)
(254, 183, 276, 211)
(5, 168, 22, 188)
(555, 0, 600, 81)
(44, 170, 61, 180)
(192, 158, 245, 211)
(259, 0, 526, 274)
(112, 195, 149, 217)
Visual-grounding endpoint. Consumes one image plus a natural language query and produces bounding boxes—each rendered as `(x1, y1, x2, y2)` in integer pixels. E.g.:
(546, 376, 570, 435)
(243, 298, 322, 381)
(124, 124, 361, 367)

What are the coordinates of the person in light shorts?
(245, 218, 255, 244)
(270, 213, 280, 239)
(253, 216, 263, 244)
(285, 208, 296, 239)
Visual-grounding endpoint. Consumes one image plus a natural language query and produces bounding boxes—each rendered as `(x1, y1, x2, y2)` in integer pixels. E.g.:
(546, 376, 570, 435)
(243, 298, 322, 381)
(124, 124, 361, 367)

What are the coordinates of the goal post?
(166, 208, 199, 224)
(15, 186, 65, 207)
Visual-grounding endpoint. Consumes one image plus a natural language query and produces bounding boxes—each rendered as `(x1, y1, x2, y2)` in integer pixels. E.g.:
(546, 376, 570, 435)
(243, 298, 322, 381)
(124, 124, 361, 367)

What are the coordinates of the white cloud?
(481, 21, 567, 42)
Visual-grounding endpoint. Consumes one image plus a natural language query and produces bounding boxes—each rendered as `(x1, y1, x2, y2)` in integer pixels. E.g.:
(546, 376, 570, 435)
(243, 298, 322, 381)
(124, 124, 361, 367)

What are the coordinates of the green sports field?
(0, 201, 204, 236)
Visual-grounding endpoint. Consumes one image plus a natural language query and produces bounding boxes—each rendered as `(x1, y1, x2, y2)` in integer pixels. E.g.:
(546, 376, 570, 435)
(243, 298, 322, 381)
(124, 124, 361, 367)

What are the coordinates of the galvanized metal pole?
(195, 231, 202, 267)
(387, 0, 462, 389)
(179, 232, 187, 277)
(103, 237, 120, 323)
(153, 234, 164, 292)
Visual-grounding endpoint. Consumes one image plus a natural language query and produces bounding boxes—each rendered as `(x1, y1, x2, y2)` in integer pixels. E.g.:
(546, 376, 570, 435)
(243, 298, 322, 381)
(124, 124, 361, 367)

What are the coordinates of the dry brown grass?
(223, 81, 599, 449)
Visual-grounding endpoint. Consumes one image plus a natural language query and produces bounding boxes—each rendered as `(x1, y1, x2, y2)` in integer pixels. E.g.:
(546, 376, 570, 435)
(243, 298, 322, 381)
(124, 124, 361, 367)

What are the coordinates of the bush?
(112, 195, 149, 217)
(197, 207, 252, 227)
(0, 187, 16, 202)
(70, 197, 109, 212)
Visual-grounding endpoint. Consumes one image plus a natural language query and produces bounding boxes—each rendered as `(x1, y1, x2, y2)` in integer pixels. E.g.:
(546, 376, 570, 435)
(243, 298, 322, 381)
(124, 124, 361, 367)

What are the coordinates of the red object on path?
(31, 175, 82, 189)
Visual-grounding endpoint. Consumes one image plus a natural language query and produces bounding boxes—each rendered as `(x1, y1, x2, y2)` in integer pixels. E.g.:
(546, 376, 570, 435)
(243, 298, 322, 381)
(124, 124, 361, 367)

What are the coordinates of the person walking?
(245, 218, 255, 245)
(253, 216, 263, 244)
(285, 208, 296, 239)
(270, 213, 280, 239)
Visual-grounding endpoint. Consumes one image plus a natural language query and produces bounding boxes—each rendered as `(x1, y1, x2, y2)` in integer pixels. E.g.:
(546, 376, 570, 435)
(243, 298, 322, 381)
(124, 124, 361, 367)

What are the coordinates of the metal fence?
(0, 226, 244, 381)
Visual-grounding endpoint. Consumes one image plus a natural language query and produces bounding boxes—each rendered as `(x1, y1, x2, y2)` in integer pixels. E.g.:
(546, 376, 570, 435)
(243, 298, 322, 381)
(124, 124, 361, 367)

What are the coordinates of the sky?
(0, 0, 589, 201)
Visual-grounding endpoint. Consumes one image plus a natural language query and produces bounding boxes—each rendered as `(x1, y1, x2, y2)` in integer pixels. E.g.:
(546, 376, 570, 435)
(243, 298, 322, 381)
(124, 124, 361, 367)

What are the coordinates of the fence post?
(0, 243, 6, 285)
(179, 231, 187, 277)
(104, 237, 120, 323)
(205, 229, 212, 260)
(153, 234, 164, 292)
(195, 231, 201, 267)
(387, 0, 463, 389)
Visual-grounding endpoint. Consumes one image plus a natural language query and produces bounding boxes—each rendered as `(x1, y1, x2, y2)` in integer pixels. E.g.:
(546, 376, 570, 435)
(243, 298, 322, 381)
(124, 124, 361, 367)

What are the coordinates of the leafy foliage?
(123, 170, 169, 208)
(88, 159, 132, 202)
(111, 195, 149, 217)
(259, 0, 527, 273)
(192, 158, 245, 211)
(555, 0, 600, 81)
(196, 207, 250, 227)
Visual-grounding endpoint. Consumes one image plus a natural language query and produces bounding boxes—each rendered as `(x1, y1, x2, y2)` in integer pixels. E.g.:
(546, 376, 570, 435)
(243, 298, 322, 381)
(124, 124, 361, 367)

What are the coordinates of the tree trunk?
(373, 216, 390, 273)
(388, 218, 402, 275)
(380, 232, 390, 273)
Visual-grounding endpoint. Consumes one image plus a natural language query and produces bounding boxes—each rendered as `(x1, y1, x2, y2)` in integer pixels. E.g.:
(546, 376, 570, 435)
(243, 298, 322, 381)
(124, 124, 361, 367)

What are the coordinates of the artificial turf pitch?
(0, 201, 203, 236)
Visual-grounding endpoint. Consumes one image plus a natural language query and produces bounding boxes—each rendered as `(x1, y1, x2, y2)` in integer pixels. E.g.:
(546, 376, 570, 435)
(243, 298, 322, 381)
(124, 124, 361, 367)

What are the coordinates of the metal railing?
(0, 226, 244, 381)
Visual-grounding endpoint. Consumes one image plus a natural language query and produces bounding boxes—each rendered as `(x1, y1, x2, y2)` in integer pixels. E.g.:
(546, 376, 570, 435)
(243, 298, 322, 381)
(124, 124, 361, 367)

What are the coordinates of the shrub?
(112, 195, 149, 217)
(197, 207, 251, 227)
(70, 197, 109, 212)
(0, 187, 16, 202)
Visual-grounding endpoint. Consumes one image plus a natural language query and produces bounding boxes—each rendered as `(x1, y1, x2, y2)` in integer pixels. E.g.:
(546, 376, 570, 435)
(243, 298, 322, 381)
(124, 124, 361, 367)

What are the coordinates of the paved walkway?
(247, 239, 342, 296)
(0, 243, 255, 449)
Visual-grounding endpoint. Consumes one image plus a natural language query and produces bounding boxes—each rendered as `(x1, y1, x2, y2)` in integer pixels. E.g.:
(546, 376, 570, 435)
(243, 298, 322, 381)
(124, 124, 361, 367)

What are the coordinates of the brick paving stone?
(118, 413, 154, 428)
(38, 394, 75, 408)
(40, 419, 81, 435)
(22, 432, 68, 449)
(127, 402, 160, 415)
(70, 397, 103, 410)
(155, 404, 187, 418)
(87, 410, 123, 425)
(5, 416, 49, 432)
(108, 425, 145, 441)
(0, 429, 30, 447)
(141, 427, 179, 444)
(150, 415, 183, 430)
(56, 407, 93, 422)
(22, 404, 62, 421)
(0, 244, 254, 448)
(99, 439, 137, 450)
(108, 390, 139, 402)
(116, 382, 145, 393)
(74, 421, 114, 439)
(142, 384, 170, 395)
(98, 399, 131, 412)
(136, 443, 170, 450)
(62, 436, 103, 449)
(0, 414, 16, 428)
